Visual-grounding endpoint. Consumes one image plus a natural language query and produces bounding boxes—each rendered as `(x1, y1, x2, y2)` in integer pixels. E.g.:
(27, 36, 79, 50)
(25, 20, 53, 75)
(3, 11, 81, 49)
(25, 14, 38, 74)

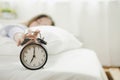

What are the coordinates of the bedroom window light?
(0, 1, 17, 19)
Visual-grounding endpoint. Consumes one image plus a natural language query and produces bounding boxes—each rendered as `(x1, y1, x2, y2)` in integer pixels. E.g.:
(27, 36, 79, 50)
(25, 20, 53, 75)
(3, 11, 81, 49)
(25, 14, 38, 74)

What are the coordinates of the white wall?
(0, 0, 120, 66)
(108, 1, 120, 66)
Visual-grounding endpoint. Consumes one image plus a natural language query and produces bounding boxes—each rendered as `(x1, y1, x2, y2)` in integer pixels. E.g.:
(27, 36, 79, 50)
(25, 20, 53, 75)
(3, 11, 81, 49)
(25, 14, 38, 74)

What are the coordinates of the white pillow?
(29, 26, 82, 54)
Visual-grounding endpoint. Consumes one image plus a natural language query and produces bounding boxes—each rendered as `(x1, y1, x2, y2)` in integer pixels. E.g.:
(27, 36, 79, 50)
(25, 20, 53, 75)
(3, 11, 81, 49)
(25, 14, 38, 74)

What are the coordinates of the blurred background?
(0, 0, 120, 67)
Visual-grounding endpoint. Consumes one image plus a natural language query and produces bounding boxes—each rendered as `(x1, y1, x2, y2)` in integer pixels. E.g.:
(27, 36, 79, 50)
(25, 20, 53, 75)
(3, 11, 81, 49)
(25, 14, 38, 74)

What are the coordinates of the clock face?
(20, 43, 47, 70)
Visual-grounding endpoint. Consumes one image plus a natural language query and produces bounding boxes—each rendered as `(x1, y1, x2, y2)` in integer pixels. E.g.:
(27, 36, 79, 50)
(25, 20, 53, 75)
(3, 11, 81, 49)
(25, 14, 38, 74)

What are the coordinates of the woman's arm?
(7, 24, 26, 39)
(14, 32, 25, 46)
(0, 24, 27, 46)
(1, 24, 40, 46)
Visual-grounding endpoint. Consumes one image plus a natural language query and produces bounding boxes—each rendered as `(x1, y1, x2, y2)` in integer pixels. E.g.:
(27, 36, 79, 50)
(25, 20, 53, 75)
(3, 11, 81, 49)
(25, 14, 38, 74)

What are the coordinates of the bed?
(0, 26, 108, 80)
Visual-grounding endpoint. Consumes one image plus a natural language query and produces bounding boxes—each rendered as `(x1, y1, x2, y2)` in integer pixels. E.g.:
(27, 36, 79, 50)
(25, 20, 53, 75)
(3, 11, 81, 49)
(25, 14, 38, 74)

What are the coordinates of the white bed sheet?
(0, 48, 108, 80)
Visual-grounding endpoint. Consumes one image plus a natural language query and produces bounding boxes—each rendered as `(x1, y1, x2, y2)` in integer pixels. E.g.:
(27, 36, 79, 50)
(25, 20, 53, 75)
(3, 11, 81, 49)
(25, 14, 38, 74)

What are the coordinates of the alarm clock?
(20, 34, 48, 70)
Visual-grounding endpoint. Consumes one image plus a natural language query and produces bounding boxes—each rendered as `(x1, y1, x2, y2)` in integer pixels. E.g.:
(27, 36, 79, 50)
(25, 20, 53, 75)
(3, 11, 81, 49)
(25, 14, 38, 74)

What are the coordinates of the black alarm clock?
(20, 33, 48, 70)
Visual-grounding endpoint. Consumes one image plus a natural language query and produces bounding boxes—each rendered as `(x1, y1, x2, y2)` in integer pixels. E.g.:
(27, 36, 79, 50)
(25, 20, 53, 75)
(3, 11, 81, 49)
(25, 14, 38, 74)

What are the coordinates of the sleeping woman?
(0, 14, 55, 46)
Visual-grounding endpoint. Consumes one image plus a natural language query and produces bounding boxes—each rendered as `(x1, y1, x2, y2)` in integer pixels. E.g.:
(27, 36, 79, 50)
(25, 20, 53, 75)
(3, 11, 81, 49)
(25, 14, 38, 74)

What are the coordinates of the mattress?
(0, 48, 108, 80)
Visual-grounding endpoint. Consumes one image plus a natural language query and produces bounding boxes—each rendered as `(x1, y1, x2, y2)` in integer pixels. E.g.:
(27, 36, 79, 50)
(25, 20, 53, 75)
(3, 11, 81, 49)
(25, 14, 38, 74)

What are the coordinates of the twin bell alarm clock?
(20, 30, 48, 70)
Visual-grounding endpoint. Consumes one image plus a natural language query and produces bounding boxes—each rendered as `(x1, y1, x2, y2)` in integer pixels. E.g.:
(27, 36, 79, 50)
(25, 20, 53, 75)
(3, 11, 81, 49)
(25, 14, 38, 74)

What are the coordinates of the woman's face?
(29, 17, 52, 27)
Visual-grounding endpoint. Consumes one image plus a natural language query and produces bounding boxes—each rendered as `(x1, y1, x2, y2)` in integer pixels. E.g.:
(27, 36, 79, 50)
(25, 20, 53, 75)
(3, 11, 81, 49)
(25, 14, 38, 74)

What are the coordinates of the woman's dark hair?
(27, 14, 55, 27)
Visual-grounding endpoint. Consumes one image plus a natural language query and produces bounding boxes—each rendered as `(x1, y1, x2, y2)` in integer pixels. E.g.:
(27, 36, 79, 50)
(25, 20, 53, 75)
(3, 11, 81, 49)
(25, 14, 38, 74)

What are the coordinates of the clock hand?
(30, 47, 36, 63)
(30, 54, 36, 63)
(33, 47, 36, 57)
(30, 56, 34, 63)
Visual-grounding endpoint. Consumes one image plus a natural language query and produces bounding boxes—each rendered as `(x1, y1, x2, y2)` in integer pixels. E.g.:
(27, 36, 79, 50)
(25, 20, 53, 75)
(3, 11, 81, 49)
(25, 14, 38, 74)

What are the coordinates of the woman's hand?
(25, 29, 40, 40)
(14, 30, 40, 46)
